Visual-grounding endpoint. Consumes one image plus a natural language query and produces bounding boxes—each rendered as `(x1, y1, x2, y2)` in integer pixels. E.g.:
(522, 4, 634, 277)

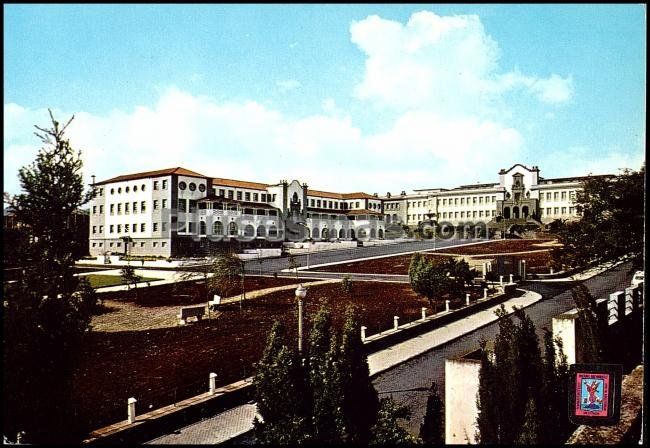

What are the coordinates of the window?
(99, 188, 104, 196)
(554, 192, 559, 200)
(93, 206, 97, 214)
(454, 212, 458, 218)
(162, 199, 167, 209)
(461, 211, 465, 218)
(153, 223, 158, 232)
(356, 201, 360, 208)
(569, 207, 575, 214)
(154, 181, 159, 190)
(473, 197, 477, 204)
(109, 242, 114, 247)
(261, 193, 267, 202)
(125, 186, 130, 193)
(199, 184, 205, 192)
(99, 205, 104, 214)
(110, 225, 114, 233)
(561, 207, 567, 214)
(317, 200, 321, 207)
(189, 183, 196, 192)
(141, 201, 146, 212)
(189, 200, 197, 211)
(99, 225, 103, 233)
(162, 242, 167, 247)
(132, 223, 137, 232)
(546, 192, 551, 200)
(472, 211, 477, 218)
(479, 211, 483, 217)
(213, 221, 223, 235)
(228, 190, 234, 199)
(237, 191, 242, 200)
(153, 200, 159, 210)
(219, 189, 225, 197)
(162, 180, 168, 189)
(188, 222, 195, 233)
(133, 185, 138, 192)
(443, 212, 447, 219)
(253, 193, 258, 202)
(461, 198, 464, 205)
(117, 203, 122, 214)
(554, 207, 559, 215)
(118, 187, 122, 194)
(245, 192, 251, 201)
(443, 199, 447, 206)
(117, 224, 122, 233)
(111, 188, 115, 195)
(116, 242, 121, 248)
(141, 184, 146, 191)
(547, 207, 551, 215)
(178, 199, 186, 212)
(153, 242, 158, 248)
(141, 223, 145, 232)
(492, 196, 496, 202)
(92, 226, 97, 234)
(179, 181, 187, 190)
(133, 202, 137, 213)
(110, 204, 115, 215)
(561, 191, 567, 200)
(125, 203, 130, 214)
(492, 210, 495, 217)
(479, 197, 483, 204)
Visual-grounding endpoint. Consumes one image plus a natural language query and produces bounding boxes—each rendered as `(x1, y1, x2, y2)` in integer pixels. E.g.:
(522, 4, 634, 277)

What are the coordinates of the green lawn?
(84, 274, 163, 289)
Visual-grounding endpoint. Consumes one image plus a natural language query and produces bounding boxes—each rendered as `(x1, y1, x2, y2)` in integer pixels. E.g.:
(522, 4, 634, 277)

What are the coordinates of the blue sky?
(4, 4, 646, 196)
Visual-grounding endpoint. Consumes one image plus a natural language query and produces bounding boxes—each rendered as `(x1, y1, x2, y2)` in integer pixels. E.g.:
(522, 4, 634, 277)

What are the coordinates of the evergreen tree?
(419, 381, 444, 444)
(515, 398, 540, 444)
(370, 398, 420, 445)
(571, 284, 604, 362)
(252, 321, 309, 444)
(339, 305, 380, 444)
(3, 111, 96, 443)
(307, 307, 344, 443)
(408, 253, 454, 312)
(476, 340, 498, 444)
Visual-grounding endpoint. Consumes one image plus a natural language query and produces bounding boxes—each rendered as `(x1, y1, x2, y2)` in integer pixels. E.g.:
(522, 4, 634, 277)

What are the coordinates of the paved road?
(371, 261, 636, 436)
(243, 237, 487, 274)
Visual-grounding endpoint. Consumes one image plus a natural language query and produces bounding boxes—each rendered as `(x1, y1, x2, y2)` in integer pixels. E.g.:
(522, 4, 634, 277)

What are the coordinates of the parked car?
(631, 270, 644, 287)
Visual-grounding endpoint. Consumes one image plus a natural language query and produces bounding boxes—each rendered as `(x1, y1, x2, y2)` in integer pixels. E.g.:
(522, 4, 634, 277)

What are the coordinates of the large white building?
(88, 163, 611, 257)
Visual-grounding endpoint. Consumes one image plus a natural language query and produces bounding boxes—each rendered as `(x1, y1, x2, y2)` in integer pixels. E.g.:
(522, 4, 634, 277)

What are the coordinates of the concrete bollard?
(550, 267, 554, 275)
(394, 316, 399, 330)
(466, 293, 470, 306)
(483, 288, 488, 299)
(482, 263, 487, 279)
(509, 274, 514, 284)
(521, 260, 526, 280)
(209, 372, 217, 395)
(445, 300, 450, 312)
(127, 397, 137, 424)
(421, 307, 427, 321)
(361, 326, 367, 342)
(499, 275, 503, 286)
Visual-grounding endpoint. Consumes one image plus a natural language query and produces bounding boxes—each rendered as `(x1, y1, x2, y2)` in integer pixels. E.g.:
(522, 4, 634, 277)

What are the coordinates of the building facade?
(88, 163, 611, 257)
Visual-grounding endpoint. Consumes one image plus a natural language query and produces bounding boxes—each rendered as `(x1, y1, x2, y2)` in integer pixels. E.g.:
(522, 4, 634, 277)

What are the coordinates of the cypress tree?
(370, 398, 419, 445)
(476, 340, 498, 444)
(339, 305, 379, 444)
(419, 381, 444, 444)
(515, 398, 540, 444)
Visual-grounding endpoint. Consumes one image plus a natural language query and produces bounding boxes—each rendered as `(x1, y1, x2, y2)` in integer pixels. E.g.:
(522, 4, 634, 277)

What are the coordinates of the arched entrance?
(370, 228, 376, 238)
(321, 228, 328, 240)
(339, 228, 346, 239)
(257, 225, 266, 237)
(503, 207, 511, 219)
(522, 206, 529, 218)
(513, 206, 520, 219)
(350, 229, 356, 239)
(378, 229, 384, 239)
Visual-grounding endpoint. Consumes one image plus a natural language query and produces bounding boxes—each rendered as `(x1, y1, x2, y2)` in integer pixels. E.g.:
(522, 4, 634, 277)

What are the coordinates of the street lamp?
(295, 284, 307, 353)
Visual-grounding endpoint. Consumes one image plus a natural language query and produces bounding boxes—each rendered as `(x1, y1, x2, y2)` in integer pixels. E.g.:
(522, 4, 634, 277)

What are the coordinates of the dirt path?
(90, 279, 339, 333)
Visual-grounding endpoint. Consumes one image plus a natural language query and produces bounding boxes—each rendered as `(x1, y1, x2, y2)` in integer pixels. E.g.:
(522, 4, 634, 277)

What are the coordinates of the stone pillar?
(465, 293, 470, 306)
(128, 397, 137, 424)
(509, 274, 514, 284)
(445, 300, 450, 312)
(608, 292, 622, 325)
(481, 263, 487, 279)
(361, 326, 367, 342)
(521, 260, 526, 280)
(550, 267, 554, 275)
(394, 316, 399, 330)
(483, 288, 488, 299)
(499, 275, 503, 286)
(209, 372, 217, 395)
(421, 307, 427, 321)
(552, 311, 578, 365)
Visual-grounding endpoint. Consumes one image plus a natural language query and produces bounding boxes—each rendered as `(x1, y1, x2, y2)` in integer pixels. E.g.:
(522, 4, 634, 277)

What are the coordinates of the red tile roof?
(95, 167, 209, 185)
(307, 190, 377, 200)
(346, 209, 383, 216)
(212, 178, 270, 191)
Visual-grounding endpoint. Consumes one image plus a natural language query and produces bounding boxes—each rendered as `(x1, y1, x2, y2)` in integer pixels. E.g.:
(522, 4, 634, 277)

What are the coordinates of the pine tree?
(419, 381, 444, 444)
(308, 307, 344, 443)
(515, 398, 540, 444)
(370, 398, 420, 445)
(252, 321, 309, 444)
(3, 111, 96, 443)
(339, 305, 380, 444)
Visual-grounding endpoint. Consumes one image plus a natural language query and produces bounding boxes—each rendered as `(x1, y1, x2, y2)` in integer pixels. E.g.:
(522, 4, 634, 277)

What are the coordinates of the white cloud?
(3, 87, 529, 197)
(276, 79, 302, 93)
(350, 11, 573, 115)
(541, 146, 645, 178)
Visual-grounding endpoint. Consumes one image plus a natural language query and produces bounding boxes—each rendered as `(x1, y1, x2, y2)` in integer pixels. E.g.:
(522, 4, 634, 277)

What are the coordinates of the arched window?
(503, 207, 511, 219)
(199, 221, 206, 235)
(350, 229, 356, 239)
(321, 228, 328, 240)
(268, 225, 278, 237)
(228, 222, 238, 236)
(378, 229, 384, 239)
(370, 228, 377, 238)
(257, 225, 266, 238)
(339, 228, 346, 239)
(244, 225, 255, 237)
(358, 228, 367, 238)
(522, 206, 529, 218)
(213, 221, 223, 235)
(313, 228, 319, 240)
(513, 206, 520, 219)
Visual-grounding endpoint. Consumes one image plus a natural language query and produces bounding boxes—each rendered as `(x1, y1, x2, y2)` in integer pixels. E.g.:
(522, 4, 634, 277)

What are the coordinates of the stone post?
(209, 372, 217, 395)
(465, 293, 470, 306)
(483, 288, 488, 299)
(421, 307, 427, 321)
(509, 273, 514, 284)
(445, 300, 450, 312)
(625, 287, 635, 316)
(499, 275, 503, 286)
(481, 263, 487, 279)
(608, 292, 620, 325)
(361, 326, 367, 342)
(521, 260, 526, 280)
(127, 397, 137, 424)
(394, 316, 399, 330)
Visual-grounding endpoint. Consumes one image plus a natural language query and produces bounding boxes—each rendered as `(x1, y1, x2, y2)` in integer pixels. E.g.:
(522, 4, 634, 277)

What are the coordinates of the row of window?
(439, 196, 497, 207)
(540, 190, 576, 202)
(385, 203, 401, 210)
(215, 188, 277, 203)
(101, 201, 150, 215)
(411, 210, 497, 221)
(110, 183, 148, 195)
(541, 207, 575, 216)
(91, 241, 167, 249)
(93, 222, 167, 234)
(178, 181, 205, 192)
